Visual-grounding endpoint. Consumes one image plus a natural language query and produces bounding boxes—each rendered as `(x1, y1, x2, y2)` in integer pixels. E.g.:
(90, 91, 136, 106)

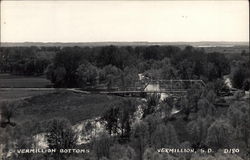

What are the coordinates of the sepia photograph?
(0, 0, 249, 160)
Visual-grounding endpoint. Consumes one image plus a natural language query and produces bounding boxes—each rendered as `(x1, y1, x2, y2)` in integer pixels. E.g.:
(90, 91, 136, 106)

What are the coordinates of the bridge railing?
(143, 79, 206, 90)
(116, 79, 206, 92)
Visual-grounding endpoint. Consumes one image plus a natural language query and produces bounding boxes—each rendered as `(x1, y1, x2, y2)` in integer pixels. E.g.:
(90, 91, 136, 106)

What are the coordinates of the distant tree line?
(0, 46, 56, 75)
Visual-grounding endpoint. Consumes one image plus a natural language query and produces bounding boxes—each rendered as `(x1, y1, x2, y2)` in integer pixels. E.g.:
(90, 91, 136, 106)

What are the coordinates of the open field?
(201, 46, 249, 54)
(14, 91, 123, 124)
(0, 74, 52, 88)
(0, 89, 56, 102)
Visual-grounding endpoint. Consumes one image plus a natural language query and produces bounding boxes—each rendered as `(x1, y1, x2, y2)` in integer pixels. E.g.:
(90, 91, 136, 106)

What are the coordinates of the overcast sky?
(1, 0, 249, 42)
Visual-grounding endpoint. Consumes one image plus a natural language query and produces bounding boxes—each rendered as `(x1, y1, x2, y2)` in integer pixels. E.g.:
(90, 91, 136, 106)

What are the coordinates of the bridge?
(0, 79, 206, 99)
(101, 79, 206, 97)
(143, 79, 206, 90)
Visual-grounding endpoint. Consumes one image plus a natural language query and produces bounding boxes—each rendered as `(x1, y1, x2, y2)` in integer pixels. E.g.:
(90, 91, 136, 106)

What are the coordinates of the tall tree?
(187, 116, 213, 149)
(109, 144, 136, 160)
(46, 119, 77, 160)
(92, 132, 112, 160)
(131, 121, 149, 160)
(197, 98, 216, 118)
(101, 99, 137, 139)
(76, 62, 99, 86)
(144, 114, 162, 146)
(227, 101, 250, 147)
(52, 48, 84, 87)
(232, 67, 246, 89)
(151, 123, 179, 148)
(206, 119, 235, 150)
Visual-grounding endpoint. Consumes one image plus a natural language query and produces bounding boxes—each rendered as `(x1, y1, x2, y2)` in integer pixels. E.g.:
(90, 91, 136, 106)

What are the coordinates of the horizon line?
(1, 41, 249, 43)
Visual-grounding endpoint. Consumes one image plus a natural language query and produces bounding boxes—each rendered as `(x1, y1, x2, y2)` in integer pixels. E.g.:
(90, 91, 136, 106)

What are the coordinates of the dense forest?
(1, 45, 249, 89)
(0, 45, 250, 160)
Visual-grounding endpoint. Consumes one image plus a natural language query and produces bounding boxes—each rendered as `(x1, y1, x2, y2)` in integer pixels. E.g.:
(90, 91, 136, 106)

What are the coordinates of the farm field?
(0, 74, 52, 88)
(200, 46, 249, 54)
(0, 73, 124, 125)
(14, 91, 123, 125)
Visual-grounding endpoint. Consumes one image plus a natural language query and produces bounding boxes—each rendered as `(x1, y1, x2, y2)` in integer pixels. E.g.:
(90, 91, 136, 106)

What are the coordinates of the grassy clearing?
(0, 74, 52, 88)
(0, 89, 56, 101)
(14, 91, 122, 124)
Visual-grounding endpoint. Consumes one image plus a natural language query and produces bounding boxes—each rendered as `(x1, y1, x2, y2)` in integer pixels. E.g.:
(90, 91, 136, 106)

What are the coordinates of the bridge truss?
(102, 79, 206, 98)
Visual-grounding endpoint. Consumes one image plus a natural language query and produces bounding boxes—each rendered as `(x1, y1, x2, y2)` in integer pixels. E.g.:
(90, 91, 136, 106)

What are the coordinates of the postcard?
(0, 1, 249, 160)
